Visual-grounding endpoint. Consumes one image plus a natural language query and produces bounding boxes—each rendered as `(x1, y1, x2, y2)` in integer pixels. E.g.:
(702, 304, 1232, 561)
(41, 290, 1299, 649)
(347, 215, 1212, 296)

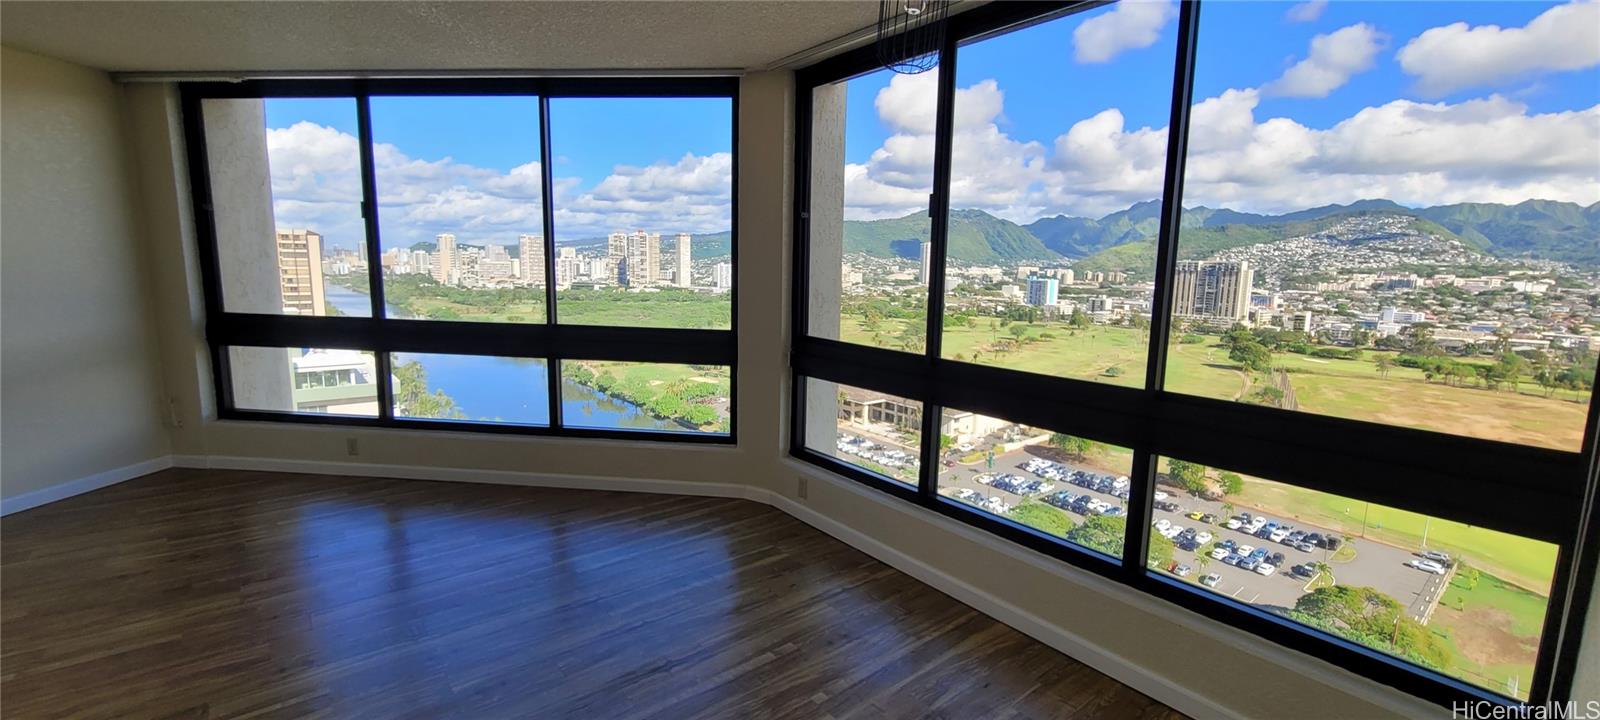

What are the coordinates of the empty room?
(2, 1, 1598, 717)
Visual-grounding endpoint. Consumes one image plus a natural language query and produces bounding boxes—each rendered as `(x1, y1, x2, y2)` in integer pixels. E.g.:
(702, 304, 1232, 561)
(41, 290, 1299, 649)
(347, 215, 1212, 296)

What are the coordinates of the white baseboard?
(0, 455, 174, 516)
(172, 454, 756, 501)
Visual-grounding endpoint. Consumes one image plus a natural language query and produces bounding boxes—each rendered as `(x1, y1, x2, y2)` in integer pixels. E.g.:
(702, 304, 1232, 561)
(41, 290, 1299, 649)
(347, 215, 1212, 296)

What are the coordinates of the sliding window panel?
(561, 361, 730, 434)
(1149, 456, 1559, 702)
(390, 353, 550, 426)
(228, 346, 379, 416)
(806, 67, 940, 353)
(801, 378, 922, 486)
(935, 405, 1134, 559)
(548, 98, 733, 329)
(939, 5, 1179, 387)
(369, 96, 547, 324)
(1162, 2, 1600, 451)
(201, 98, 369, 317)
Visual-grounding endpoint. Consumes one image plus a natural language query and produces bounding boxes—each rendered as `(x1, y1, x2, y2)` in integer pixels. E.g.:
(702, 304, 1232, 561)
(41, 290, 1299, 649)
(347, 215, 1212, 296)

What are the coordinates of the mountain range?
(836, 198, 1600, 269)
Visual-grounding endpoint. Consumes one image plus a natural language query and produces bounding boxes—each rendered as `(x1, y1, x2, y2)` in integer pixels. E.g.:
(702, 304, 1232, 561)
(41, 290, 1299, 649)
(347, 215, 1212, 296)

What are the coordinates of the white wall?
(0, 46, 172, 504)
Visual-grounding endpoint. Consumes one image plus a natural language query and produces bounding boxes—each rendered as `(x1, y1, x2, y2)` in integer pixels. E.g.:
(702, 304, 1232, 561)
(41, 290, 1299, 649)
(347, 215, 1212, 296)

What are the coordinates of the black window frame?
(789, 0, 1600, 710)
(182, 77, 739, 444)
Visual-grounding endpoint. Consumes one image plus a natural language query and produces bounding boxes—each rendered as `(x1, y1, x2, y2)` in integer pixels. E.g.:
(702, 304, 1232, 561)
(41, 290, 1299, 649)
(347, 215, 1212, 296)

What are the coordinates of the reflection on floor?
(1, 468, 1187, 719)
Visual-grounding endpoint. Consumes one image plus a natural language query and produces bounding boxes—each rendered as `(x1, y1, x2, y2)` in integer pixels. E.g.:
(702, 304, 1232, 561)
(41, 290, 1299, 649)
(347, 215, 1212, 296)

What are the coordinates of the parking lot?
(937, 444, 1445, 620)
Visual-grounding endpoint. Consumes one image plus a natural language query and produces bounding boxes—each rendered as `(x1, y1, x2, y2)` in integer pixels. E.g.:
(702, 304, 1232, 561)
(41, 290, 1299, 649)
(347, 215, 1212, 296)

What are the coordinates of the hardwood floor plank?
(2, 469, 1187, 719)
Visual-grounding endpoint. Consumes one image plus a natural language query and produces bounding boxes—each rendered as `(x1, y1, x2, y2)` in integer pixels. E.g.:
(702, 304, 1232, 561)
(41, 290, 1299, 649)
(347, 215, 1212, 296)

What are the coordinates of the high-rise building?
(1060, 268, 1075, 285)
(411, 250, 430, 276)
(1025, 275, 1058, 307)
(556, 246, 576, 289)
(607, 231, 628, 261)
(918, 241, 932, 284)
(1173, 260, 1253, 321)
(434, 233, 457, 285)
(713, 261, 733, 291)
(616, 230, 661, 287)
(675, 232, 692, 287)
(519, 234, 545, 286)
(275, 229, 326, 316)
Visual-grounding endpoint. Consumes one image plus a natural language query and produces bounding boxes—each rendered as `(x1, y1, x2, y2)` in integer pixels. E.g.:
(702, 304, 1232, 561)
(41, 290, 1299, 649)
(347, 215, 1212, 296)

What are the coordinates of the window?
(793, 1, 1597, 711)
(562, 361, 730, 434)
(935, 411, 1136, 559)
(202, 98, 369, 317)
(550, 98, 733, 330)
(1149, 458, 1557, 701)
(1161, 2, 1596, 451)
(187, 78, 736, 442)
(804, 67, 938, 353)
(801, 378, 922, 485)
(391, 354, 549, 426)
(941, 6, 1177, 387)
(228, 346, 379, 416)
(370, 96, 546, 324)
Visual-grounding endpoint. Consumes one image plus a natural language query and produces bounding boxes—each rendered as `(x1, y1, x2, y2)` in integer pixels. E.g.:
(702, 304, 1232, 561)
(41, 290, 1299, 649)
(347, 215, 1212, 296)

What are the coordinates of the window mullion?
(1142, 0, 1202, 396)
(355, 90, 394, 421)
(538, 93, 564, 429)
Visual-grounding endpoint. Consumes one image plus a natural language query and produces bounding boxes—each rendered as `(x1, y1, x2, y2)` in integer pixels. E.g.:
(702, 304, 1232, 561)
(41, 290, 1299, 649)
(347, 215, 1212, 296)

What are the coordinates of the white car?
(1236, 544, 1256, 557)
(1209, 547, 1231, 561)
(1408, 559, 1447, 575)
(1153, 518, 1172, 532)
(1224, 518, 1243, 530)
(1254, 563, 1277, 576)
(1200, 573, 1222, 588)
(1269, 528, 1291, 543)
(1153, 490, 1169, 501)
(984, 497, 1012, 514)
(1194, 531, 1214, 545)
(952, 488, 977, 500)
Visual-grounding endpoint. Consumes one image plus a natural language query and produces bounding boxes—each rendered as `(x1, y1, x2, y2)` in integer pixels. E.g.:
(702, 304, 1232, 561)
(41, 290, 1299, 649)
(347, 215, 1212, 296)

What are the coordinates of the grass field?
(1432, 570, 1549, 700)
(1233, 478, 1557, 593)
(840, 314, 1588, 451)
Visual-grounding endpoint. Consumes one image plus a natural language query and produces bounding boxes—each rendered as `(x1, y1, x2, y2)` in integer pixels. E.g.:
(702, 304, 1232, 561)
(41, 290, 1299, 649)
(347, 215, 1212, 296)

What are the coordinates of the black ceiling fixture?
(876, 0, 950, 74)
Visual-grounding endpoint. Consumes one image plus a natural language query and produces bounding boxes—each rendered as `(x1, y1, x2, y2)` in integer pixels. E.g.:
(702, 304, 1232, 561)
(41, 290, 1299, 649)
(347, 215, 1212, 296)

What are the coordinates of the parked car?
(1200, 513, 1219, 524)
(1291, 564, 1315, 578)
(1269, 552, 1285, 568)
(1170, 563, 1193, 577)
(1210, 547, 1232, 561)
(1407, 559, 1447, 575)
(1421, 550, 1452, 565)
(1239, 557, 1262, 571)
(1193, 531, 1214, 545)
(1200, 573, 1221, 588)
(1254, 563, 1277, 577)
(1186, 511, 1205, 521)
(1294, 541, 1315, 553)
(1224, 518, 1244, 530)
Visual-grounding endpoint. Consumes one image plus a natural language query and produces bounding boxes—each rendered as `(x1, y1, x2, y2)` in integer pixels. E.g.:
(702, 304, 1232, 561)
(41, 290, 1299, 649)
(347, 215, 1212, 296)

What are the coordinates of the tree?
(1229, 341, 1273, 373)
(1290, 586, 1449, 668)
(898, 323, 926, 354)
(1167, 459, 1208, 496)
(1049, 432, 1092, 461)
(939, 433, 954, 453)
(392, 360, 466, 420)
(1374, 355, 1393, 379)
(1009, 324, 1030, 343)
(1070, 308, 1091, 328)
(1218, 472, 1244, 497)
(1007, 503, 1075, 537)
(1066, 515, 1124, 557)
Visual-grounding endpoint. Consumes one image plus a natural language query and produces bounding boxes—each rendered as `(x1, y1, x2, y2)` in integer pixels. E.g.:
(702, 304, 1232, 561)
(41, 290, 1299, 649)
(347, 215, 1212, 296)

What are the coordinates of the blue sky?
(256, 0, 1598, 251)
(838, 0, 1599, 222)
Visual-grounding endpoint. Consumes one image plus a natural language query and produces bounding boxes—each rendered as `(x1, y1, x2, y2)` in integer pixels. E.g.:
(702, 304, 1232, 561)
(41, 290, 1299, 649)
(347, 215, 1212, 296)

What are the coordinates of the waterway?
(323, 285, 691, 432)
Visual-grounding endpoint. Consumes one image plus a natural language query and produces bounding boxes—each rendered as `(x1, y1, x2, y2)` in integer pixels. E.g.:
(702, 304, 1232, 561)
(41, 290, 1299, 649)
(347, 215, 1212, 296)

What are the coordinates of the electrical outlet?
(797, 475, 809, 499)
(346, 438, 360, 456)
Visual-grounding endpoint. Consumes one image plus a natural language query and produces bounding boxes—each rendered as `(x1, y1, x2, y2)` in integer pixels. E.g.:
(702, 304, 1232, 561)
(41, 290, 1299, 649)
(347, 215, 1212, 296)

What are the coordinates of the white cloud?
(844, 72, 1600, 223)
(1264, 23, 1384, 98)
(1073, 0, 1177, 63)
(1284, 0, 1327, 23)
(262, 125, 731, 249)
(1397, 0, 1600, 96)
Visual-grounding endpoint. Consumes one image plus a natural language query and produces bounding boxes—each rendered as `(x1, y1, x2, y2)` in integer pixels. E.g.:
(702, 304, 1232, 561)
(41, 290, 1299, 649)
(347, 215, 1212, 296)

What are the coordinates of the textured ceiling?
(0, 1, 881, 74)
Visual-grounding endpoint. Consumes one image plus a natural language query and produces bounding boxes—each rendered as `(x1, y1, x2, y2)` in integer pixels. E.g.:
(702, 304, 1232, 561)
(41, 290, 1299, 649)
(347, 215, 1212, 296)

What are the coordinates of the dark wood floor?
(2, 468, 1185, 719)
